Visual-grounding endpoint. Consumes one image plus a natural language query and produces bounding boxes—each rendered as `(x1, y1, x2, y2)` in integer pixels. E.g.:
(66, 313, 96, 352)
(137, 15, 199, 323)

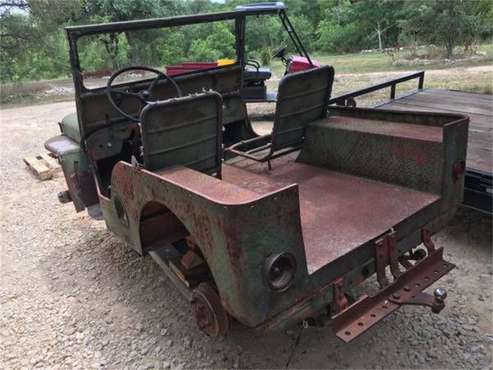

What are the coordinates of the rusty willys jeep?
(45, 5, 468, 341)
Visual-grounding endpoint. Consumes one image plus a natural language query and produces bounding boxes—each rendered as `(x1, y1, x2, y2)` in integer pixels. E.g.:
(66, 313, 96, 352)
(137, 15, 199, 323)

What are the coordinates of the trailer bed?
(376, 88, 492, 212)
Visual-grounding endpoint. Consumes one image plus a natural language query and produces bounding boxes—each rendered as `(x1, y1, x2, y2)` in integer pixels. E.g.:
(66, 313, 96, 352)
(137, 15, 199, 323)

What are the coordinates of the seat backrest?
(140, 92, 223, 176)
(271, 65, 334, 152)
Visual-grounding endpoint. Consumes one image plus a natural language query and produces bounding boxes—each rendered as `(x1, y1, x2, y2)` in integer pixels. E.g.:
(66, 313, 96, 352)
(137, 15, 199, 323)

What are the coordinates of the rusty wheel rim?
(191, 283, 230, 337)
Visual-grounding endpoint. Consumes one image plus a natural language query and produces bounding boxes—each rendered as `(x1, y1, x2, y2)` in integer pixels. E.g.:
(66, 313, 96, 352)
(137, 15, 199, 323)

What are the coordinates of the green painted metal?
(141, 92, 223, 175)
(109, 163, 310, 326)
(59, 112, 81, 143)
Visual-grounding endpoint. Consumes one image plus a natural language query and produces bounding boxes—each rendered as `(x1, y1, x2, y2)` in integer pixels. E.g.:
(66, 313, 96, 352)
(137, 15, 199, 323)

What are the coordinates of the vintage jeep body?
(45, 6, 468, 341)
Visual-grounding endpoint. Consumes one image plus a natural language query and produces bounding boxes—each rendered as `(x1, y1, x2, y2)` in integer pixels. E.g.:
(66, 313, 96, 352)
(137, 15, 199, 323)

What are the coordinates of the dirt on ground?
(0, 100, 492, 370)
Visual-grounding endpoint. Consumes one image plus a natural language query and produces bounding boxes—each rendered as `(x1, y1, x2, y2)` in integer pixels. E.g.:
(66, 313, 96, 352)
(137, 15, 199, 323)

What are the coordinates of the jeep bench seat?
(59, 112, 81, 143)
(243, 66, 272, 81)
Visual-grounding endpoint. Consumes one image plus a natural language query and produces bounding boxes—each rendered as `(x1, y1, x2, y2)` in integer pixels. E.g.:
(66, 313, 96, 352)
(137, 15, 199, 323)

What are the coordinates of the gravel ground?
(1, 101, 492, 369)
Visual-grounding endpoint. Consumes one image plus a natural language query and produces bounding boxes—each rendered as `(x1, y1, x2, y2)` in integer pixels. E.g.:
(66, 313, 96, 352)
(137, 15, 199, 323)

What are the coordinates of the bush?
(316, 20, 363, 53)
(260, 47, 273, 65)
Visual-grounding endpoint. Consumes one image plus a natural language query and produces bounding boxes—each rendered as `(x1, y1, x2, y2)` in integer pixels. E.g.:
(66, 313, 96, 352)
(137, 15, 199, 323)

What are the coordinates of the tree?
(400, 0, 488, 59)
(188, 22, 236, 61)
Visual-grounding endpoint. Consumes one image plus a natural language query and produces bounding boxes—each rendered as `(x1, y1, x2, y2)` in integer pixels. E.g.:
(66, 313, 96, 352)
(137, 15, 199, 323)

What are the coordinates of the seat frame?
(226, 66, 334, 169)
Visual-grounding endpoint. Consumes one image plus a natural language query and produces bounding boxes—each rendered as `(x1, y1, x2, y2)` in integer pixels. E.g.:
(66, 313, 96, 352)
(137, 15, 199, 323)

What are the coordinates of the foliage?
(0, 0, 491, 83)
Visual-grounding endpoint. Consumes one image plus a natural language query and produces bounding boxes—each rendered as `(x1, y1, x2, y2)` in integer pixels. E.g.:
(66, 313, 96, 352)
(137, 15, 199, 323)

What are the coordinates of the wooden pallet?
(23, 153, 61, 180)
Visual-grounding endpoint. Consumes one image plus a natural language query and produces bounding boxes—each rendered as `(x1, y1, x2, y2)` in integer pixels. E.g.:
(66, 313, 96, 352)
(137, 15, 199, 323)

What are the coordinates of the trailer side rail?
(328, 71, 425, 107)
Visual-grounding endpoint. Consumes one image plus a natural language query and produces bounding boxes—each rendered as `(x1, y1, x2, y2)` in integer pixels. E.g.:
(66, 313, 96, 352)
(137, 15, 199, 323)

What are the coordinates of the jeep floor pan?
(223, 157, 440, 273)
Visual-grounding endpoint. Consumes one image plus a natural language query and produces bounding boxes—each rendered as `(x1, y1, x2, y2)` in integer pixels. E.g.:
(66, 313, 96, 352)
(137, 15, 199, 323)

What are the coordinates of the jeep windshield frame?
(64, 2, 314, 146)
(65, 2, 310, 95)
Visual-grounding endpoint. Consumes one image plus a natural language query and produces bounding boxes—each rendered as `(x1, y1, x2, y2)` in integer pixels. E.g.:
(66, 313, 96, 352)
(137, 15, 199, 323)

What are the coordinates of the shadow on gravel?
(445, 207, 492, 254)
(38, 207, 491, 369)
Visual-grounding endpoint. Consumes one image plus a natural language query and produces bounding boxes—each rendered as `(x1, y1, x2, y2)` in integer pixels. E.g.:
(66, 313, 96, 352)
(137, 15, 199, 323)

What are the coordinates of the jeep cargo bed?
(223, 158, 439, 273)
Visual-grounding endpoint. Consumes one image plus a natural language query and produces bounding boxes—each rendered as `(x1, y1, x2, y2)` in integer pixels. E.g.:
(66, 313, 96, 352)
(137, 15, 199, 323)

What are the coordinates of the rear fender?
(109, 162, 310, 326)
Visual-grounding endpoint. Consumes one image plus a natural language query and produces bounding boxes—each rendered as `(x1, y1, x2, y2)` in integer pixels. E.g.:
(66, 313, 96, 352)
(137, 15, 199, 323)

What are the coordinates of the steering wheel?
(106, 66, 182, 122)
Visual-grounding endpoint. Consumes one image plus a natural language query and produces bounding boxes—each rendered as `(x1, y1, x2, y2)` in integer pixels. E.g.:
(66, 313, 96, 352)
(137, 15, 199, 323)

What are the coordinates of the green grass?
(269, 43, 493, 76)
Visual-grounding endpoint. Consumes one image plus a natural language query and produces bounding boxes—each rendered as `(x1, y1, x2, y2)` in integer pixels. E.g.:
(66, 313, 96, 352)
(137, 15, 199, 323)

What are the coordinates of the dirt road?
(1, 101, 492, 369)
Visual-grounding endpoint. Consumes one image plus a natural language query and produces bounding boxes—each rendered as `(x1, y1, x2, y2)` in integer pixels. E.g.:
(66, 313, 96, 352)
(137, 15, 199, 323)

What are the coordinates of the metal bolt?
(434, 287, 447, 302)
(107, 142, 113, 148)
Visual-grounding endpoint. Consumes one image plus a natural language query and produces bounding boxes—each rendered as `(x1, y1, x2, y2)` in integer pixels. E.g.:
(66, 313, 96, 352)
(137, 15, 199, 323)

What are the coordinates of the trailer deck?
(376, 88, 492, 213)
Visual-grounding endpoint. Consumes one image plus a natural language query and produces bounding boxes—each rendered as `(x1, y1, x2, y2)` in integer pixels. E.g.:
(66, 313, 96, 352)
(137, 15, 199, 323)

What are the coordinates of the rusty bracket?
(332, 246, 455, 343)
(389, 291, 445, 314)
(452, 160, 466, 182)
(375, 231, 401, 288)
(421, 229, 435, 253)
(331, 277, 348, 315)
(398, 248, 427, 270)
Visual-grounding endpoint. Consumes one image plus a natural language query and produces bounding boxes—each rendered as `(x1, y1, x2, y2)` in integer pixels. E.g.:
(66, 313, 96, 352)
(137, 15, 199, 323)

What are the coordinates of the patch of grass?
(269, 43, 493, 76)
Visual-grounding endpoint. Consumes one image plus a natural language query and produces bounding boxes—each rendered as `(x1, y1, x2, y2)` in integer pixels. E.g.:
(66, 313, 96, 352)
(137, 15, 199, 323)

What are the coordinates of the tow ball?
(389, 287, 448, 314)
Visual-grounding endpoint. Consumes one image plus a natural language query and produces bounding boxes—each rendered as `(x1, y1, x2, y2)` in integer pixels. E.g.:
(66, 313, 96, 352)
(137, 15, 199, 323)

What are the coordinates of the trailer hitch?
(389, 288, 447, 314)
(332, 231, 454, 343)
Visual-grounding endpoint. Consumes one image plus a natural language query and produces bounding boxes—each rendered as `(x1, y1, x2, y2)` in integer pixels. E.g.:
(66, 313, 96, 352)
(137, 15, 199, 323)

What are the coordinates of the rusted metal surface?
(323, 115, 443, 142)
(191, 283, 231, 337)
(109, 162, 310, 327)
(331, 278, 348, 315)
(376, 88, 492, 214)
(300, 107, 468, 199)
(389, 290, 445, 314)
(375, 238, 390, 288)
(222, 160, 440, 274)
(46, 98, 467, 337)
(332, 247, 455, 343)
(421, 229, 436, 253)
(375, 232, 401, 288)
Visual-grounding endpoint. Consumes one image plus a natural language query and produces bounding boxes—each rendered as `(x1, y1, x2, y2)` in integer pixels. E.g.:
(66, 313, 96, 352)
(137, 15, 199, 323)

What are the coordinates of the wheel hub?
(191, 283, 230, 337)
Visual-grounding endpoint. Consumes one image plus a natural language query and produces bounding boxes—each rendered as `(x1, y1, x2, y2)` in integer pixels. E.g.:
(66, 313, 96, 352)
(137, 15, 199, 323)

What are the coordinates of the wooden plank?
(426, 88, 493, 102)
(24, 156, 52, 180)
(23, 153, 61, 180)
(381, 101, 492, 131)
(419, 90, 493, 111)
(400, 93, 492, 116)
(465, 145, 492, 173)
(40, 153, 62, 175)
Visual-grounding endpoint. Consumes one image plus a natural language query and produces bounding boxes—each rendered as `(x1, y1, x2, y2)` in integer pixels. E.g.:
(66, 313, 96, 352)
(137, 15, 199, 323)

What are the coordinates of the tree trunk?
(446, 39, 454, 59)
(376, 22, 383, 51)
